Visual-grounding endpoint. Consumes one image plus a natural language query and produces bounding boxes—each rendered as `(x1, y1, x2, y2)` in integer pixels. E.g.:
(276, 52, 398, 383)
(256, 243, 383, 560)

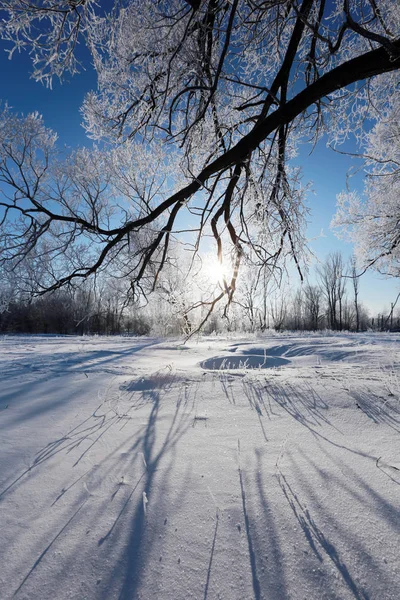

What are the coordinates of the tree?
(287, 288, 305, 330)
(0, 0, 399, 318)
(349, 255, 361, 331)
(230, 258, 279, 331)
(333, 97, 400, 277)
(231, 262, 262, 332)
(270, 286, 289, 331)
(317, 252, 346, 330)
(303, 283, 323, 330)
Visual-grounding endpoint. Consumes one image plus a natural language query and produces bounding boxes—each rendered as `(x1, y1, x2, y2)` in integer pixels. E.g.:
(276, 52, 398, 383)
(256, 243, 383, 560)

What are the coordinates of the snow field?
(0, 333, 399, 600)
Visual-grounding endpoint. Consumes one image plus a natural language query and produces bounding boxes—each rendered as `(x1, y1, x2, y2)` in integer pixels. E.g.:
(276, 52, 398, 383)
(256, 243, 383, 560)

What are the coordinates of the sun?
(203, 257, 228, 286)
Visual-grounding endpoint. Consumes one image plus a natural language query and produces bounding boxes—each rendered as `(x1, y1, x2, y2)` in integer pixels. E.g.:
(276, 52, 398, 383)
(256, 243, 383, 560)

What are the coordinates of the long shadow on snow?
(0, 376, 92, 431)
(0, 338, 160, 389)
(240, 445, 364, 600)
(0, 339, 162, 437)
(280, 447, 400, 598)
(0, 371, 184, 501)
(240, 378, 332, 430)
(259, 379, 382, 460)
(240, 445, 396, 600)
(226, 376, 379, 466)
(12, 491, 91, 597)
(298, 445, 400, 535)
(230, 447, 288, 600)
(215, 375, 342, 452)
(349, 388, 400, 433)
(203, 509, 219, 600)
(97, 385, 192, 600)
(11, 380, 192, 599)
(0, 391, 140, 499)
(277, 467, 369, 599)
(229, 376, 390, 466)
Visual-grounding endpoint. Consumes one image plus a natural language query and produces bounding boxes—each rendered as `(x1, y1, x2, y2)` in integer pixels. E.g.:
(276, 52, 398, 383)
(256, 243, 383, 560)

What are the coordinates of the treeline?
(1, 252, 399, 336)
(0, 289, 151, 336)
(0, 283, 207, 336)
(1, 287, 397, 336)
(245, 286, 399, 333)
(232, 253, 399, 333)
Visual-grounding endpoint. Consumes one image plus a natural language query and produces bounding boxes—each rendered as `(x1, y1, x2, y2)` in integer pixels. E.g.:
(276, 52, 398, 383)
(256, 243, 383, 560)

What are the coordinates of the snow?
(0, 332, 399, 600)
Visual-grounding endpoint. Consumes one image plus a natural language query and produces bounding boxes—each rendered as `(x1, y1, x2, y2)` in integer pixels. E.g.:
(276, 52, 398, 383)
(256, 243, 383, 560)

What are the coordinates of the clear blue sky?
(1, 43, 398, 315)
(1, 44, 94, 147)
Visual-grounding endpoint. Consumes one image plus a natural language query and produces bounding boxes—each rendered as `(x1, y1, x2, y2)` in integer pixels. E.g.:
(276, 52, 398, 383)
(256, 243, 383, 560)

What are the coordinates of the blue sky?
(297, 142, 399, 314)
(1, 45, 94, 148)
(0, 43, 398, 315)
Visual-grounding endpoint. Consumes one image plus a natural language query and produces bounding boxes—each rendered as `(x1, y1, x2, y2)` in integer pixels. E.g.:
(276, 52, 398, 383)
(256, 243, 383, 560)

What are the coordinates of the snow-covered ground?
(1, 332, 399, 600)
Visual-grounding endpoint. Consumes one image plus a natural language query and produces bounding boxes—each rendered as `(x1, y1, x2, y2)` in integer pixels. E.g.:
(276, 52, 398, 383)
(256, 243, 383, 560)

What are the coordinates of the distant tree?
(0, 0, 399, 318)
(341, 297, 355, 330)
(153, 262, 196, 335)
(232, 259, 277, 332)
(317, 252, 346, 330)
(284, 288, 303, 330)
(233, 265, 261, 332)
(384, 291, 400, 331)
(349, 255, 361, 331)
(303, 284, 323, 330)
(270, 288, 288, 331)
(259, 268, 272, 332)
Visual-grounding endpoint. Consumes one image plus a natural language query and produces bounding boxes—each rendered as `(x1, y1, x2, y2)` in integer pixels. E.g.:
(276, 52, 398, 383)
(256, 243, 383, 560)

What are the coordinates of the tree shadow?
(0, 370, 187, 500)
(0, 337, 161, 392)
(275, 446, 400, 599)
(264, 379, 331, 427)
(277, 468, 369, 599)
(9, 377, 193, 599)
(349, 388, 400, 433)
(203, 509, 219, 600)
(238, 457, 261, 600)
(97, 385, 192, 600)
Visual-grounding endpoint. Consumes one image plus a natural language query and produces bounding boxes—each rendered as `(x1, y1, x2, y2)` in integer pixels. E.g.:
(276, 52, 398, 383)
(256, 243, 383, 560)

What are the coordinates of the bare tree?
(232, 259, 277, 331)
(233, 264, 261, 332)
(384, 291, 400, 330)
(303, 283, 323, 330)
(349, 255, 361, 331)
(288, 288, 305, 330)
(317, 252, 347, 330)
(270, 288, 288, 331)
(0, 0, 399, 319)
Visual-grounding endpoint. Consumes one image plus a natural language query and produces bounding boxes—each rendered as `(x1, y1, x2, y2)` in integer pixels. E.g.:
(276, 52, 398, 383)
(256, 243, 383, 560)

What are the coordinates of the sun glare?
(204, 259, 227, 286)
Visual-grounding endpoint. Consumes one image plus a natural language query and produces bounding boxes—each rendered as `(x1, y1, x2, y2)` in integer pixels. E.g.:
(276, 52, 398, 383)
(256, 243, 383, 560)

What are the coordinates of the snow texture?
(0, 333, 399, 600)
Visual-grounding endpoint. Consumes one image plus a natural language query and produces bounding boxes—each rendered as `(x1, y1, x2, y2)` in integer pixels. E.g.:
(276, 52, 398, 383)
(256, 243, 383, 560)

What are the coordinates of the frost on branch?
(0, 0, 96, 86)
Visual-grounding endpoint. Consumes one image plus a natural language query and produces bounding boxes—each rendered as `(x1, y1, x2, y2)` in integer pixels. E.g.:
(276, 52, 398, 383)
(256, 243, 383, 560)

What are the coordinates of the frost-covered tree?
(0, 0, 399, 313)
(333, 98, 400, 277)
(349, 255, 361, 331)
(303, 284, 323, 330)
(317, 252, 346, 330)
